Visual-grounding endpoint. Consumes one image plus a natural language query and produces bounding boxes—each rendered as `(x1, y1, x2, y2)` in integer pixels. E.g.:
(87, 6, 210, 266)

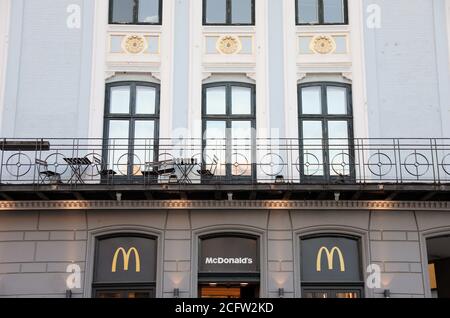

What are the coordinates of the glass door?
(298, 83, 354, 183)
(199, 283, 260, 299)
(95, 288, 155, 298)
(203, 83, 256, 182)
(302, 288, 362, 299)
(104, 82, 160, 179)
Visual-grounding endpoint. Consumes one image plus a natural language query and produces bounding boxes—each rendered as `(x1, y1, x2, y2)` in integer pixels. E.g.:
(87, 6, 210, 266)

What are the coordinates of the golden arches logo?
(111, 247, 141, 273)
(316, 246, 345, 272)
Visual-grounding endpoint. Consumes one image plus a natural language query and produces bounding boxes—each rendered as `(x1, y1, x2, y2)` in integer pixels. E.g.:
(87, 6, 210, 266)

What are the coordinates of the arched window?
(93, 234, 158, 298)
(104, 82, 160, 177)
(300, 234, 364, 298)
(198, 233, 260, 298)
(426, 235, 450, 298)
(296, 0, 348, 25)
(202, 82, 256, 182)
(203, 0, 255, 25)
(109, 0, 162, 25)
(298, 82, 354, 183)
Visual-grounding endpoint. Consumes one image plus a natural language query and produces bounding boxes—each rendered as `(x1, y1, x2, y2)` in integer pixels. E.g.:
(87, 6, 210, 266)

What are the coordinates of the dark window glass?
(296, 0, 347, 25)
(300, 235, 364, 298)
(426, 236, 450, 298)
(199, 235, 259, 273)
(110, 0, 162, 25)
(303, 289, 362, 298)
(92, 235, 157, 299)
(96, 290, 154, 298)
(204, 0, 254, 25)
(298, 83, 353, 182)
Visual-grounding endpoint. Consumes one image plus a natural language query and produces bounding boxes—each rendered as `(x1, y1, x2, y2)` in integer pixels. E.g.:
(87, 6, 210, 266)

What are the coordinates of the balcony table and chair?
(63, 157, 93, 184)
(35, 158, 62, 184)
(1, 138, 450, 189)
(141, 159, 176, 183)
(174, 158, 199, 184)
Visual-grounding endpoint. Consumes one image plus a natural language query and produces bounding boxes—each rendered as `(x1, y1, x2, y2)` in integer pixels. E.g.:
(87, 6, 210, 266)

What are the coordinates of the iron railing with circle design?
(1, 138, 450, 185)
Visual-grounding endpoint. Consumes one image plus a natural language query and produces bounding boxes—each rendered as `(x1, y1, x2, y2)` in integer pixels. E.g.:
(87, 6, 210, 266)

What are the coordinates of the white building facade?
(0, 0, 450, 298)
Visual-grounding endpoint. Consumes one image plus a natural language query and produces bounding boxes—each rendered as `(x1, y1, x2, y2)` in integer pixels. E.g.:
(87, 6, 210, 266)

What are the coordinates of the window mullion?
(344, 0, 348, 24)
(226, 85, 232, 176)
(226, 84, 232, 117)
(129, 84, 137, 175)
(134, 0, 139, 24)
(322, 84, 330, 179)
(226, 119, 232, 177)
(319, 0, 324, 24)
(227, 0, 232, 25)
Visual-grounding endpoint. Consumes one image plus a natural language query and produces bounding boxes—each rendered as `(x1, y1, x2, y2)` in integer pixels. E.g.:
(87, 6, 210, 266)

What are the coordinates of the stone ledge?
(0, 200, 450, 211)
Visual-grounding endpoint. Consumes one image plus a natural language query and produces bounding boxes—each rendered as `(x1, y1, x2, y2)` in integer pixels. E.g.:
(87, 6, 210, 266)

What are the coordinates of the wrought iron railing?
(1, 138, 450, 186)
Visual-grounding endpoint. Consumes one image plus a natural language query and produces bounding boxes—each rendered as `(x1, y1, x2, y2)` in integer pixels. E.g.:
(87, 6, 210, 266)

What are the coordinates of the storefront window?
(92, 235, 157, 298)
(426, 235, 450, 298)
(198, 234, 260, 298)
(300, 235, 364, 298)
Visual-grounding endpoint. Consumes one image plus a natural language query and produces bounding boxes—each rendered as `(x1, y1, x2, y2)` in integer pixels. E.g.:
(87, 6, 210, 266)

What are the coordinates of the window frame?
(301, 286, 364, 298)
(93, 284, 156, 298)
(202, 82, 257, 182)
(203, 0, 256, 26)
(109, 0, 163, 25)
(198, 233, 261, 294)
(295, 0, 349, 26)
(298, 82, 354, 183)
(103, 81, 161, 178)
(299, 234, 365, 298)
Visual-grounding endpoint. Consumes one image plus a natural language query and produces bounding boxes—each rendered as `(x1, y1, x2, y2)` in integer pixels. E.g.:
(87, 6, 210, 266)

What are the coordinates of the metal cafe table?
(63, 157, 92, 184)
(174, 158, 198, 184)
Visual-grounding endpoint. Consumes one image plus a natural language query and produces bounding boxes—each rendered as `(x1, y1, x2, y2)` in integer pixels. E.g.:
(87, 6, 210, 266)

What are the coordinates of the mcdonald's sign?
(316, 246, 345, 272)
(111, 247, 141, 273)
(94, 236, 156, 284)
(301, 236, 361, 282)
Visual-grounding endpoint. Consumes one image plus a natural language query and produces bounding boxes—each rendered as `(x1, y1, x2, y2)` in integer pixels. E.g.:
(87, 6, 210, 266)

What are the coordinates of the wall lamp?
(278, 288, 285, 298)
(384, 289, 391, 298)
(173, 288, 180, 298)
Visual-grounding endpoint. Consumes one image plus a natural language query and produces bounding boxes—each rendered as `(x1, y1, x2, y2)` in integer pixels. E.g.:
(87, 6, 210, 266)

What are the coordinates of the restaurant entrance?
(199, 283, 259, 299)
(198, 233, 261, 299)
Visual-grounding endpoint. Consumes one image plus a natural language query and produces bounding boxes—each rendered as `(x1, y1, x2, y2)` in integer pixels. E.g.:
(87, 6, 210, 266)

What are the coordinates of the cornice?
(0, 200, 450, 211)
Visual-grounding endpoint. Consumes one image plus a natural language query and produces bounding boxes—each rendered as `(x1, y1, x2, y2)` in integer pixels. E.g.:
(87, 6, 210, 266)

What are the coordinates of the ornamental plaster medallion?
(310, 35, 336, 54)
(123, 35, 146, 54)
(216, 35, 242, 55)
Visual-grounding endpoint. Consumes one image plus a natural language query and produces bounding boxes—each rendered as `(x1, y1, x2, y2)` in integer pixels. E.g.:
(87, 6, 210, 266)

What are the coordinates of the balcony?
(0, 138, 450, 201)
